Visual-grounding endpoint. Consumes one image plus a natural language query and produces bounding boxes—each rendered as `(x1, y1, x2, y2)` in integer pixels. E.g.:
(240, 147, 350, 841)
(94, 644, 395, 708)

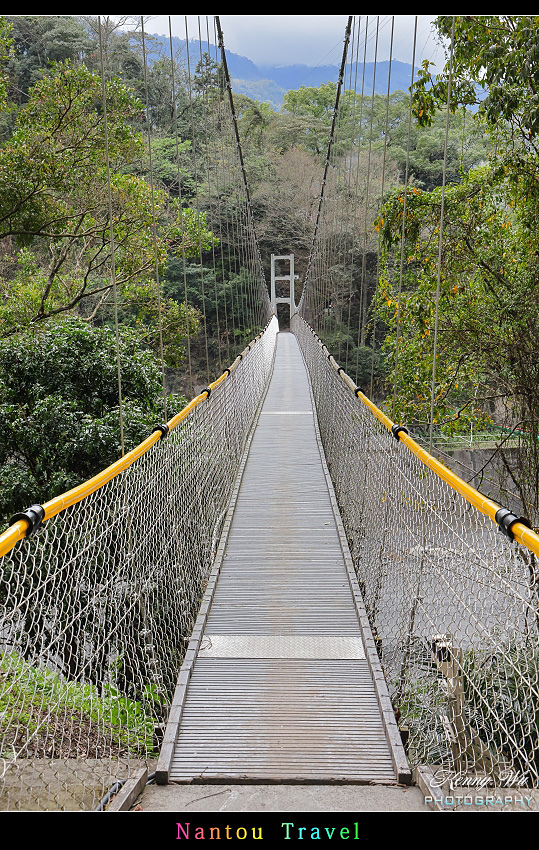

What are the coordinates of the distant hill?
(144, 33, 417, 111)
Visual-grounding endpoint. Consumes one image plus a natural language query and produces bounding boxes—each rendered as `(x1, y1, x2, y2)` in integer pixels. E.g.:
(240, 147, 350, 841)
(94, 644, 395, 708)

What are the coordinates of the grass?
(0, 651, 159, 761)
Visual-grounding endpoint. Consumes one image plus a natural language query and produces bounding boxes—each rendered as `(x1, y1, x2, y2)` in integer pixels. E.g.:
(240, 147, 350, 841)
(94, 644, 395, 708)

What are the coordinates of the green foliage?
(0, 651, 158, 757)
(0, 318, 187, 524)
(0, 16, 13, 111)
(0, 61, 145, 300)
(143, 135, 194, 196)
(235, 96, 276, 150)
(282, 83, 337, 155)
(413, 16, 539, 143)
(278, 83, 490, 186)
(163, 260, 264, 349)
(3, 16, 90, 110)
(0, 59, 216, 347)
(164, 260, 221, 321)
(113, 276, 201, 368)
(283, 82, 337, 120)
(377, 16, 539, 519)
(193, 52, 223, 96)
(376, 169, 539, 433)
(317, 323, 387, 392)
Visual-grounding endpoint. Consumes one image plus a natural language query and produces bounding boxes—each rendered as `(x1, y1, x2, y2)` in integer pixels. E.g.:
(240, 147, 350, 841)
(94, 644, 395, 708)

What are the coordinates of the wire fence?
(293, 314, 539, 794)
(0, 318, 277, 811)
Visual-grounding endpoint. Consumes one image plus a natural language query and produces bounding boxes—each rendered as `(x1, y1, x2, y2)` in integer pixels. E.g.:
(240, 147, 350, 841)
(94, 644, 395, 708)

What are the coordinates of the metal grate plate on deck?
(198, 634, 365, 659)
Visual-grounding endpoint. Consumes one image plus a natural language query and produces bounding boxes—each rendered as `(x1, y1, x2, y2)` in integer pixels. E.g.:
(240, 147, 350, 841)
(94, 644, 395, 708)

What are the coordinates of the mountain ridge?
(145, 33, 416, 110)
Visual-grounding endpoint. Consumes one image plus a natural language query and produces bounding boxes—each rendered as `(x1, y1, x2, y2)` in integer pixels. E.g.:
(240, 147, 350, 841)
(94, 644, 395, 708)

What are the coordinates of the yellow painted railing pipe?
(0, 324, 271, 558)
(397, 430, 539, 555)
(300, 316, 539, 559)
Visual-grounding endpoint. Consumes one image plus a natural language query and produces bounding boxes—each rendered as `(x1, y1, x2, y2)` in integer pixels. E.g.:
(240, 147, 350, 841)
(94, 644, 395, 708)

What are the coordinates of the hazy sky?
(141, 16, 446, 71)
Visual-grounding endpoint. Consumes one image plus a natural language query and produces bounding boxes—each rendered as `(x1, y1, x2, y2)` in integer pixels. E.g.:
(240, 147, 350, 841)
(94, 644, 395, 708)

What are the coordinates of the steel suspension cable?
(211, 16, 232, 365)
(203, 15, 224, 375)
(369, 16, 395, 400)
(215, 17, 269, 318)
(354, 15, 370, 363)
(216, 16, 272, 338)
(342, 15, 362, 370)
(98, 16, 125, 456)
(168, 15, 194, 398)
(184, 19, 211, 386)
(301, 17, 353, 306)
(358, 16, 380, 351)
(428, 17, 456, 453)
(391, 16, 418, 420)
(196, 16, 223, 376)
(141, 17, 168, 419)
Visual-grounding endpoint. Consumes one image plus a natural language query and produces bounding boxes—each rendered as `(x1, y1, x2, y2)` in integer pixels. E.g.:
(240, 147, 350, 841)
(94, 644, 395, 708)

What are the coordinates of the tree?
(138, 135, 194, 198)
(377, 16, 539, 522)
(0, 16, 13, 111)
(284, 83, 337, 121)
(413, 16, 539, 146)
(282, 83, 338, 156)
(0, 60, 215, 357)
(251, 146, 323, 257)
(3, 16, 90, 108)
(192, 51, 222, 96)
(0, 317, 192, 694)
(235, 96, 275, 150)
(373, 91, 490, 191)
(279, 83, 490, 186)
(0, 317, 187, 527)
(80, 15, 143, 88)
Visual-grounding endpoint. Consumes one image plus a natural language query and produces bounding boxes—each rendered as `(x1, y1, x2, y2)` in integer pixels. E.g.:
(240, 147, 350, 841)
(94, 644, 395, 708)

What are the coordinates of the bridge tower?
(270, 253, 296, 320)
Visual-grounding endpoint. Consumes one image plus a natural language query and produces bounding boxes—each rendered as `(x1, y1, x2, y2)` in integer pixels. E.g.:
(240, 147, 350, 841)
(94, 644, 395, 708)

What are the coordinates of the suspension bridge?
(1, 15, 539, 813)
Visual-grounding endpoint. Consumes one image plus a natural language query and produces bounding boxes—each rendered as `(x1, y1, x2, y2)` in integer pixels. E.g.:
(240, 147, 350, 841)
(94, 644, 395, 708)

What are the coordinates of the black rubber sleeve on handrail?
(495, 508, 531, 541)
(153, 424, 169, 440)
(392, 424, 409, 441)
(10, 504, 45, 537)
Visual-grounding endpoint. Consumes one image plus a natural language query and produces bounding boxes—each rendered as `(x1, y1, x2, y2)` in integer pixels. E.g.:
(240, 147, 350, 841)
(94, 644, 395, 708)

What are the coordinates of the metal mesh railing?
(293, 314, 539, 795)
(0, 317, 278, 811)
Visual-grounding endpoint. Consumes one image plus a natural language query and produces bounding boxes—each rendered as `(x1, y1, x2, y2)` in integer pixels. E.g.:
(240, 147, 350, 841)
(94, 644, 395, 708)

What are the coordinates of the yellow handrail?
(299, 315, 539, 558)
(0, 326, 270, 558)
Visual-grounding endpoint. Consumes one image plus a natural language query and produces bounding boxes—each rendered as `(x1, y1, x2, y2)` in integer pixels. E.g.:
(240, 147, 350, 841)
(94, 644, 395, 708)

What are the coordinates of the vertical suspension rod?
(302, 17, 353, 298)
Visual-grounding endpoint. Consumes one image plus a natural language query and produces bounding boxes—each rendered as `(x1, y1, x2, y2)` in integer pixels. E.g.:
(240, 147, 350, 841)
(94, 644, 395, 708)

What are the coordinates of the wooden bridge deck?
(156, 332, 410, 785)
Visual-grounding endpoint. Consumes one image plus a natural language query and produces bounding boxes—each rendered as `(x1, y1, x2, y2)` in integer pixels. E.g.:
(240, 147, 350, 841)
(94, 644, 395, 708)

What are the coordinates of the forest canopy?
(1, 15, 538, 522)
(374, 15, 539, 521)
